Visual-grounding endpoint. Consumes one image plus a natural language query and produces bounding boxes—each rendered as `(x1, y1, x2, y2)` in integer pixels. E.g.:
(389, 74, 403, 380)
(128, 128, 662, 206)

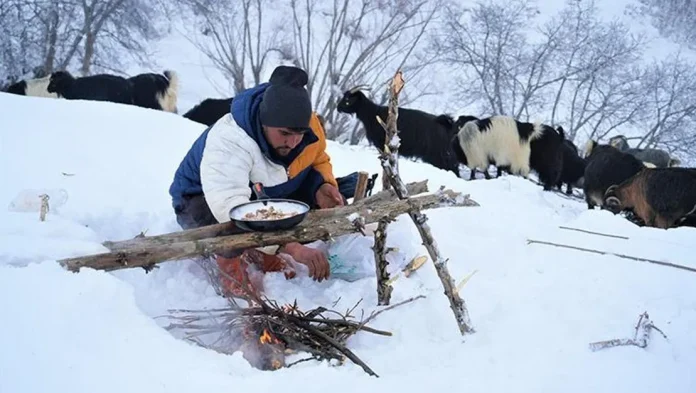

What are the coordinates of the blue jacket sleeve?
(297, 167, 326, 207)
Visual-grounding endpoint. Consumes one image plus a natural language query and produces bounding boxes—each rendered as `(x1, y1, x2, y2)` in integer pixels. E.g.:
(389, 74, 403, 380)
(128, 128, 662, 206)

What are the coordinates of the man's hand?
(315, 183, 344, 209)
(279, 242, 330, 281)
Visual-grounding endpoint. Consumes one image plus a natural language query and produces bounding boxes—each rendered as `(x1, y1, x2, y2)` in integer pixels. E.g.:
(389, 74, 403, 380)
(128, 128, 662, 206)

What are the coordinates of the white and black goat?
(450, 115, 565, 190)
(4, 75, 58, 98)
(182, 97, 234, 126)
(46, 69, 179, 112)
(608, 135, 681, 168)
(336, 86, 460, 176)
(127, 70, 179, 113)
(451, 115, 498, 180)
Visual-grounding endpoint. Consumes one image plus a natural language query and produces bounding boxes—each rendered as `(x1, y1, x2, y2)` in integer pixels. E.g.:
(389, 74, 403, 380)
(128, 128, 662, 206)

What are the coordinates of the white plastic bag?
(7, 188, 69, 212)
(325, 234, 376, 282)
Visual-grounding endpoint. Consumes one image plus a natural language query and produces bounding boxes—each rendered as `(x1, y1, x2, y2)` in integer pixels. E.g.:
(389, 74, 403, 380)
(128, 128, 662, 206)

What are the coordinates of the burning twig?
(589, 312, 668, 351)
(527, 239, 696, 274)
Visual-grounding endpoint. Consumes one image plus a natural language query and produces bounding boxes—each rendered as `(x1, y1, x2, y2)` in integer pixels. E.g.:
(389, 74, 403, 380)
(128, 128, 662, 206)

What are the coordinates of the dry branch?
(527, 239, 696, 274)
(558, 226, 629, 240)
(102, 180, 429, 252)
(373, 217, 393, 305)
(58, 188, 478, 273)
(589, 312, 668, 352)
(352, 171, 370, 203)
(162, 290, 426, 377)
(374, 69, 475, 336)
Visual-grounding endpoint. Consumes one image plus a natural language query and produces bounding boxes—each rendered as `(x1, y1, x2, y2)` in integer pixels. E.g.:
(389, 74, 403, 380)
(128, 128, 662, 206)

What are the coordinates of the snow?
(1, 92, 696, 393)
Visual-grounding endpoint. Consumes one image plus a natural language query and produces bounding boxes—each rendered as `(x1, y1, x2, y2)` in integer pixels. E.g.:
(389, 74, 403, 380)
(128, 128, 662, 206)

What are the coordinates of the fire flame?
(259, 328, 281, 345)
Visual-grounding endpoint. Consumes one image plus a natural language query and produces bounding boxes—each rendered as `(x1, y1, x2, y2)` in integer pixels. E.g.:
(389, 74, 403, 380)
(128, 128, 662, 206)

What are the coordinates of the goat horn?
(348, 84, 372, 93)
(605, 196, 621, 206)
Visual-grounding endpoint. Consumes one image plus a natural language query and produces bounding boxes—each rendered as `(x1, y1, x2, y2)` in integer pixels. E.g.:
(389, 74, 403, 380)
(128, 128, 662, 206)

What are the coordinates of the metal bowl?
(228, 198, 310, 232)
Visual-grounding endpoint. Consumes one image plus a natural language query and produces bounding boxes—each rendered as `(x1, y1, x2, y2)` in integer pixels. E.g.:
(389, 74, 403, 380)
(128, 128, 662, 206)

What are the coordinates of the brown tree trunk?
(81, 31, 96, 76)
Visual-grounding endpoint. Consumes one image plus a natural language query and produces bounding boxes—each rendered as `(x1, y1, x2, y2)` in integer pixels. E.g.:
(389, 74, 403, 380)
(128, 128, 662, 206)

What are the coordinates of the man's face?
(263, 126, 305, 156)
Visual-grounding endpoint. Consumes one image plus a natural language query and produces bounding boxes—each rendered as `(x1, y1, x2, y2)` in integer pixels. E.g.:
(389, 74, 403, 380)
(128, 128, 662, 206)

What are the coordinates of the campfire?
(163, 289, 425, 376)
(241, 326, 286, 371)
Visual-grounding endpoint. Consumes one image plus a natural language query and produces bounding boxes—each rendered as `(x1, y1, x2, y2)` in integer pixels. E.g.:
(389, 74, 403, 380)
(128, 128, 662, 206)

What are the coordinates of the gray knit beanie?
(259, 66, 312, 132)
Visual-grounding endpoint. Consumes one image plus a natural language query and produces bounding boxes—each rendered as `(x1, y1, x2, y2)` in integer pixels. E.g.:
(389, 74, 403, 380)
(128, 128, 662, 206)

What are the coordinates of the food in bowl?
(243, 206, 299, 221)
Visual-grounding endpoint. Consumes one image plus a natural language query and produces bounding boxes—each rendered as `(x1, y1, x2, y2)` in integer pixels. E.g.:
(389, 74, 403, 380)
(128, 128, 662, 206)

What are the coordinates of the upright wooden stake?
(373, 217, 393, 305)
(353, 171, 370, 203)
(375, 69, 475, 335)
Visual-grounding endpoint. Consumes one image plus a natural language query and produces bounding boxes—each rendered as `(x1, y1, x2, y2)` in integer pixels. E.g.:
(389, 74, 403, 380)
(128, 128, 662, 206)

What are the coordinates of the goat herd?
(335, 85, 695, 230)
(4, 73, 695, 230)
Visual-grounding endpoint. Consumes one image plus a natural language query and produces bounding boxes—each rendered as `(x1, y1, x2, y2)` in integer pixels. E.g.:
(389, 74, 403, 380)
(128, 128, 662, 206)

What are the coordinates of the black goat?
(183, 97, 234, 126)
(529, 125, 565, 190)
(604, 167, 696, 229)
(608, 135, 680, 168)
(127, 70, 179, 113)
(47, 70, 133, 105)
(582, 140, 646, 209)
(556, 136, 586, 195)
(336, 86, 460, 176)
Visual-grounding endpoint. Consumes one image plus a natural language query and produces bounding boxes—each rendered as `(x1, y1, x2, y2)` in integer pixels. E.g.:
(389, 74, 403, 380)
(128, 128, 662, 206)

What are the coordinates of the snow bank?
(1, 92, 695, 393)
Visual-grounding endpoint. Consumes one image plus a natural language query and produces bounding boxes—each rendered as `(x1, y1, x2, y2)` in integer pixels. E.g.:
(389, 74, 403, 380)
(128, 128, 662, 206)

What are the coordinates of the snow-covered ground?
(1, 91, 695, 393)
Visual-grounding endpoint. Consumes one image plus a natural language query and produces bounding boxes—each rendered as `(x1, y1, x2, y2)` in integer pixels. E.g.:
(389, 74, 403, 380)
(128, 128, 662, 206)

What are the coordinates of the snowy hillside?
(1, 93, 696, 393)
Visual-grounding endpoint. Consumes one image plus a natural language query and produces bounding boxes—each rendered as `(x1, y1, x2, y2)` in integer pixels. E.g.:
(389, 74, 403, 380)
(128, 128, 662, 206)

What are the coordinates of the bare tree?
(435, 0, 652, 145)
(177, 0, 288, 94)
(28, 0, 83, 75)
(546, 0, 647, 141)
(0, 0, 166, 83)
(285, 0, 443, 141)
(632, 52, 696, 162)
(436, 0, 556, 119)
(567, 65, 646, 142)
(76, 0, 165, 75)
(627, 0, 696, 49)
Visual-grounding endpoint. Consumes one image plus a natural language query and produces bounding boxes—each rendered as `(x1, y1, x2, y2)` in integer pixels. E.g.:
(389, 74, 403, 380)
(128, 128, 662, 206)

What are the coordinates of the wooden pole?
(58, 189, 478, 273)
(375, 69, 476, 336)
(352, 171, 370, 203)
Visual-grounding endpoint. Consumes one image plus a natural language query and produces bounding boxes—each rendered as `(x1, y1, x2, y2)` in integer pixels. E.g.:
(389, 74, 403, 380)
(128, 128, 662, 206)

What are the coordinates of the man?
(169, 65, 358, 297)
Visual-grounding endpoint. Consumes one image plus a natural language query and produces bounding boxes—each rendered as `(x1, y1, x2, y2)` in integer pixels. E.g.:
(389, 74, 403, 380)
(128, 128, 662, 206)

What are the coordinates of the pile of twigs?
(160, 258, 424, 377)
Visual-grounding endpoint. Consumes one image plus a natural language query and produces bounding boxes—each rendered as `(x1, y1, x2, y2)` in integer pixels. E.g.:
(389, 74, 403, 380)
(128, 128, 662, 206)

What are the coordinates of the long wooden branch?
(376, 69, 475, 336)
(103, 180, 429, 252)
(58, 189, 478, 273)
(527, 239, 696, 274)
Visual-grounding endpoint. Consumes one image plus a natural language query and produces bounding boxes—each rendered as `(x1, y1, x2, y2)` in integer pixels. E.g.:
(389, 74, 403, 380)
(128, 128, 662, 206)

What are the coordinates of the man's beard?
(275, 146, 291, 156)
